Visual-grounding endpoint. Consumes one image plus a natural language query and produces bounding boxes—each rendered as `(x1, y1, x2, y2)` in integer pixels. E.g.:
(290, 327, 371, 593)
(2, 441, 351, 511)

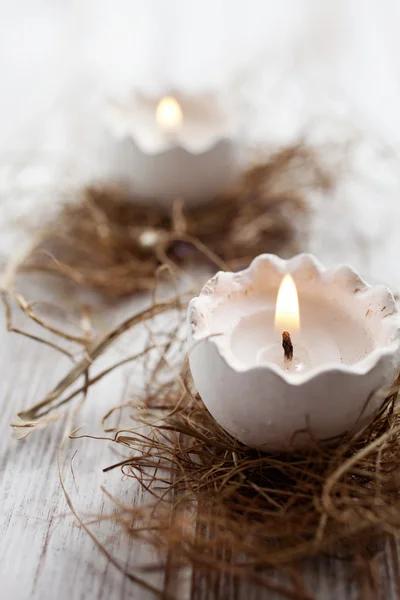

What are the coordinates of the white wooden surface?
(0, 290, 167, 599)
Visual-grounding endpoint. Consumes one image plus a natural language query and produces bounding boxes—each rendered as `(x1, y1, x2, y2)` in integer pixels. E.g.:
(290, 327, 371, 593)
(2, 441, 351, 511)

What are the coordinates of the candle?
(236, 272, 342, 374)
(105, 91, 239, 206)
(155, 96, 183, 132)
(257, 274, 312, 372)
(187, 254, 400, 451)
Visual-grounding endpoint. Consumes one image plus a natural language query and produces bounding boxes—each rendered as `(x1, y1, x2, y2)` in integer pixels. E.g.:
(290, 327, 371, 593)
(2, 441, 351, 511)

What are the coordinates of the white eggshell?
(119, 138, 238, 206)
(104, 90, 240, 207)
(187, 254, 400, 451)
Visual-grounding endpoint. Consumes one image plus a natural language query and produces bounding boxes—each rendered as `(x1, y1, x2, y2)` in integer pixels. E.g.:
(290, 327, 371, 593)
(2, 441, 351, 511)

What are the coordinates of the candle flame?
(156, 96, 183, 132)
(275, 274, 300, 332)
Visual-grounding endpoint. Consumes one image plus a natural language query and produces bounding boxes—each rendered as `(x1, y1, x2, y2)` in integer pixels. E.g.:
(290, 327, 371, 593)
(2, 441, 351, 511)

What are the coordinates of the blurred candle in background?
(104, 90, 240, 207)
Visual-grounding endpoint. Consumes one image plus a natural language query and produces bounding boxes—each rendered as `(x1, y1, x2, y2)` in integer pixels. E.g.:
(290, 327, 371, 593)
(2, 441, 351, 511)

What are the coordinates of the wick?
(282, 331, 293, 361)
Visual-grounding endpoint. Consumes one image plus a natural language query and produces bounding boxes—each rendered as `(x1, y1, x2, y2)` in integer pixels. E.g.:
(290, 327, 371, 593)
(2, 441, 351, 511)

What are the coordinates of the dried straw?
(19, 145, 332, 297)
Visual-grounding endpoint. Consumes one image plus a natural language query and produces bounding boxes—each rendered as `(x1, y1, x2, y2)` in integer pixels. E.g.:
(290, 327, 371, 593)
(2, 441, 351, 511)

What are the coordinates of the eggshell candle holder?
(187, 254, 400, 451)
(105, 91, 239, 206)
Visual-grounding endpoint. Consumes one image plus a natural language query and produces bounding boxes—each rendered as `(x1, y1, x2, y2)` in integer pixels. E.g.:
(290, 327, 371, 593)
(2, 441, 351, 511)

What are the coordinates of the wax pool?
(229, 296, 371, 374)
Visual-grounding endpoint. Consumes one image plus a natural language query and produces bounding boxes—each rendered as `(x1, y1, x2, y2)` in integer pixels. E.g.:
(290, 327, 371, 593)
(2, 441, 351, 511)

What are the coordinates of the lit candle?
(257, 274, 311, 372)
(187, 254, 400, 450)
(155, 96, 183, 133)
(105, 91, 239, 206)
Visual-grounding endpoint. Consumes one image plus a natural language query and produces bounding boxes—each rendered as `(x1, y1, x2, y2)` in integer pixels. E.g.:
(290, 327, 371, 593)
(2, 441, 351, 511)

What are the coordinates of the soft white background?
(1, 0, 400, 288)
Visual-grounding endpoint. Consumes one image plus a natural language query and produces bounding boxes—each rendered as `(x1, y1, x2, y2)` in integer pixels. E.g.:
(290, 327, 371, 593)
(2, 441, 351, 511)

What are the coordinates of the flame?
(156, 96, 183, 132)
(274, 274, 300, 332)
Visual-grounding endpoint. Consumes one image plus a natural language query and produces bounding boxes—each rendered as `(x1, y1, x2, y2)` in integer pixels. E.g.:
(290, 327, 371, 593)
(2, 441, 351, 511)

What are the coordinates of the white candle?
(257, 274, 312, 372)
(235, 273, 343, 373)
(187, 254, 400, 451)
(105, 91, 239, 206)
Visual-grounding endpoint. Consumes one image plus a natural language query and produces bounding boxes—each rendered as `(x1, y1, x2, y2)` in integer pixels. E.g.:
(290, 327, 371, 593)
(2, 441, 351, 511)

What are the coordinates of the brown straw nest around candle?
(18, 144, 332, 298)
(4, 259, 400, 599)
